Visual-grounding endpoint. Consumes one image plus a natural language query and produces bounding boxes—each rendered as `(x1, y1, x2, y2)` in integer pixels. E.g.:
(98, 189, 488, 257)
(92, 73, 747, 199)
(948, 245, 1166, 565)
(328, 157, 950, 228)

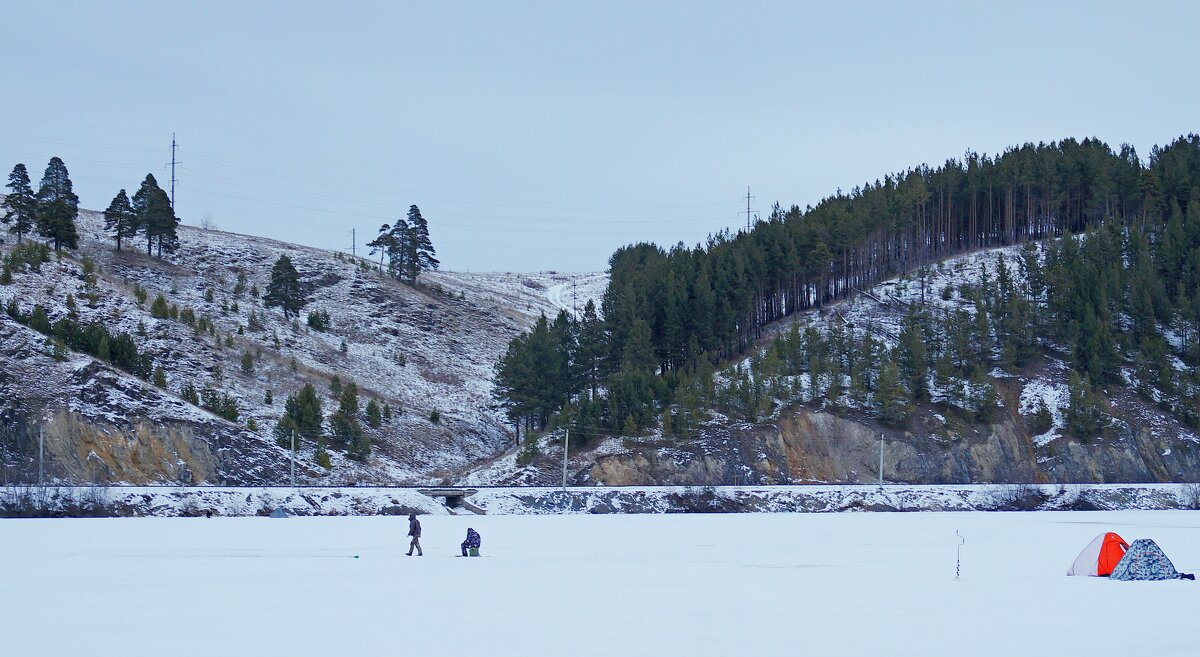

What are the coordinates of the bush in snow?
(306, 309, 331, 332)
(1183, 483, 1200, 510)
(365, 399, 382, 428)
(1027, 398, 1053, 435)
(150, 294, 169, 318)
(987, 483, 1048, 511)
(180, 382, 199, 405)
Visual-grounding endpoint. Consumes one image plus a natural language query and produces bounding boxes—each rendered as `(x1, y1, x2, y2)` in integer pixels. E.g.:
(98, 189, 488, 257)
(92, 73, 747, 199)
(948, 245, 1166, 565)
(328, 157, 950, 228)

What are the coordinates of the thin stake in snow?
(956, 530, 965, 580)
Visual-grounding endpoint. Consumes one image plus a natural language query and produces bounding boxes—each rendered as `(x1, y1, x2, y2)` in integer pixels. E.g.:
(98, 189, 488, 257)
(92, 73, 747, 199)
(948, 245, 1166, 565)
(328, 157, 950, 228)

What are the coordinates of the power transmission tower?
(744, 186, 757, 233)
(167, 133, 182, 210)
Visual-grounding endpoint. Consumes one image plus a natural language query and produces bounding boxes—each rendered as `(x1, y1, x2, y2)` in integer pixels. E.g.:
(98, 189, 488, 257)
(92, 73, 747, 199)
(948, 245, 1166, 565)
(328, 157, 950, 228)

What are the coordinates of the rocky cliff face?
(574, 405, 1200, 487)
(0, 319, 295, 485)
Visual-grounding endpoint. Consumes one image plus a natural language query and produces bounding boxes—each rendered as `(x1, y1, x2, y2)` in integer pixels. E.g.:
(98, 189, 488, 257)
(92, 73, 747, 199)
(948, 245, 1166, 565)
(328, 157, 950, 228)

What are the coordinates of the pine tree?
(621, 317, 656, 375)
(29, 305, 51, 333)
(180, 382, 199, 405)
(276, 383, 323, 445)
(576, 299, 606, 400)
(131, 174, 179, 257)
(366, 222, 400, 275)
(1065, 371, 1106, 440)
(407, 205, 438, 275)
(2, 163, 36, 244)
(332, 382, 365, 453)
(875, 359, 912, 428)
(365, 398, 382, 427)
(34, 157, 79, 252)
(263, 255, 307, 318)
(102, 189, 136, 251)
(397, 218, 419, 283)
(897, 310, 930, 402)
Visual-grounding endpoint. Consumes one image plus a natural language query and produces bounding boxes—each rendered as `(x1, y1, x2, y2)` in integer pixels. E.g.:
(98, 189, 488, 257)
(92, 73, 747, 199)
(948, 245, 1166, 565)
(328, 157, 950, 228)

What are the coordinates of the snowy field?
(4, 511, 1198, 657)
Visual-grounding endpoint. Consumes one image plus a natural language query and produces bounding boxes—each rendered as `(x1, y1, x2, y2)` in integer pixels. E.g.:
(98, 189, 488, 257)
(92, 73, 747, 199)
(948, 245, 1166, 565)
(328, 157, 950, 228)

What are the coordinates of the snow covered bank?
(4, 483, 1199, 517)
(3, 511, 1198, 656)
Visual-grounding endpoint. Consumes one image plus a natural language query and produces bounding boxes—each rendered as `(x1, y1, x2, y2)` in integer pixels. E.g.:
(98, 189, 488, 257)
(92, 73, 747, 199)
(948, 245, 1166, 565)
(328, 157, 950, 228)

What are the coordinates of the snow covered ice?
(4, 510, 1198, 656)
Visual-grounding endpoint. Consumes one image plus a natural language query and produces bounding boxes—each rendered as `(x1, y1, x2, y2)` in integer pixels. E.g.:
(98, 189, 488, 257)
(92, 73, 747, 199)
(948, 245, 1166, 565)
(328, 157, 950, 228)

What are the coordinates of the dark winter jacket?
(408, 517, 421, 538)
(462, 528, 481, 549)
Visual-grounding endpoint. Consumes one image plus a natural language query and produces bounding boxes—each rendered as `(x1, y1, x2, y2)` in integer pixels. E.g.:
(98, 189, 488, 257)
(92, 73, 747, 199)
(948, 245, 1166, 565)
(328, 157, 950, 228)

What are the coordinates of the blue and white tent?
(1109, 539, 1188, 581)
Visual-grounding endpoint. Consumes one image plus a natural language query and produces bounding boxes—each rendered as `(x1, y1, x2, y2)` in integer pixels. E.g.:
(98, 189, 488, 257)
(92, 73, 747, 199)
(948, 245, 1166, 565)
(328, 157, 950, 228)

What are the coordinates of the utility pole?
(744, 186, 756, 233)
(38, 426, 44, 486)
(572, 277, 577, 318)
(878, 433, 885, 486)
(290, 430, 296, 487)
(561, 429, 570, 492)
(351, 228, 356, 259)
(168, 133, 181, 210)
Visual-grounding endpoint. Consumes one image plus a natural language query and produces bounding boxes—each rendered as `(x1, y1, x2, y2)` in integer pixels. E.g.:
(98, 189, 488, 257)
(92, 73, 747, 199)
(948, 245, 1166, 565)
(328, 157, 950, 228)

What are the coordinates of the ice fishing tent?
(1067, 532, 1128, 576)
(1109, 539, 1188, 581)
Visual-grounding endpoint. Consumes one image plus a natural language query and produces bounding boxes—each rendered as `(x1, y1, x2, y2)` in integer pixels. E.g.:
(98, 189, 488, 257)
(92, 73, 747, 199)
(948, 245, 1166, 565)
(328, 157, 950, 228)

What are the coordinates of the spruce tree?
(102, 189, 137, 251)
(263, 255, 307, 318)
(2, 163, 36, 244)
(34, 157, 79, 252)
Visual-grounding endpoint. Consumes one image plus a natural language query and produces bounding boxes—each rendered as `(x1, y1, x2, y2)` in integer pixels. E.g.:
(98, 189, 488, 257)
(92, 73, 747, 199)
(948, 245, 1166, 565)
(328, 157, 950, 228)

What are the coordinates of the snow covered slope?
(0, 210, 605, 485)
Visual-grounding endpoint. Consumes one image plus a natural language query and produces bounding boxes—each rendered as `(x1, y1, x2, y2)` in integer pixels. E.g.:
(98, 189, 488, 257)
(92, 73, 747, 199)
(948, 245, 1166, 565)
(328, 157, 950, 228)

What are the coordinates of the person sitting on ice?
(460, 527, 481, 557)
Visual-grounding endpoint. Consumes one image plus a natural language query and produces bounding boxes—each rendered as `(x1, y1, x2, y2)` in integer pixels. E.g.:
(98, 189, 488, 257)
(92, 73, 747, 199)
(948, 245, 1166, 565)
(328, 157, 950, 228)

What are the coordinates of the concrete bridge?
(417, 487, 485, 514)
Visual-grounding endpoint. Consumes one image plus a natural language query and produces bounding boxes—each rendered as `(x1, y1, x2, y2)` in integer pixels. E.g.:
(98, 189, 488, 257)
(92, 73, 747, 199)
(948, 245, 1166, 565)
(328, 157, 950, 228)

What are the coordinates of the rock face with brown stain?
(0, 320, 290, 485)
(38, 411, 220, 484)
(584, 408, 1200, 487)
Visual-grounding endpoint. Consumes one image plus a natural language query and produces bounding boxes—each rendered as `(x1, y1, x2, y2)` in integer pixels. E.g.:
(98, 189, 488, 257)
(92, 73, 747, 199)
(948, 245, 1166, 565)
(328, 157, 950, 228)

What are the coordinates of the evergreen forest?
(494, 135, 1200, 449)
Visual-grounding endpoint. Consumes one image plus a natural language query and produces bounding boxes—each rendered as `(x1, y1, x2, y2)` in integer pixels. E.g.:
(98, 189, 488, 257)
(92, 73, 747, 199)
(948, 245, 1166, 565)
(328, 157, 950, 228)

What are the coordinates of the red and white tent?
(1067, 532, 1129, 576)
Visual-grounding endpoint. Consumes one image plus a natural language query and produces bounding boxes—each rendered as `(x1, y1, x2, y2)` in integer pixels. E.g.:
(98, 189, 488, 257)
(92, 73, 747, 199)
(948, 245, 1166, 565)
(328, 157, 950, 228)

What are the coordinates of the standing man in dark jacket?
(407, 513, 423, 556)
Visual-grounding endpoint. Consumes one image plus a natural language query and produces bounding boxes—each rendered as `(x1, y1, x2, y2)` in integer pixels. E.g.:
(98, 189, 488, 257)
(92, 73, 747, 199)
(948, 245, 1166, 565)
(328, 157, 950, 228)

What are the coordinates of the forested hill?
(493, 135, 1200, 470)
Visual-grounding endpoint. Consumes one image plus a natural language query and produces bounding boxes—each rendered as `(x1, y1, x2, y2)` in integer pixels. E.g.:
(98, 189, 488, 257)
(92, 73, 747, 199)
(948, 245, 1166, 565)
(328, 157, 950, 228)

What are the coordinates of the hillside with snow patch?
(0, 210, 605, 485)
(474, 242, 1200, 487)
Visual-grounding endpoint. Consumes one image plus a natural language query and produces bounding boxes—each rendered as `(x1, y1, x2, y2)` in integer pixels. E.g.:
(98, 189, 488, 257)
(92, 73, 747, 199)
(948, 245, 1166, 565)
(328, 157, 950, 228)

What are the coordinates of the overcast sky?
(3, 1, 1198, 272)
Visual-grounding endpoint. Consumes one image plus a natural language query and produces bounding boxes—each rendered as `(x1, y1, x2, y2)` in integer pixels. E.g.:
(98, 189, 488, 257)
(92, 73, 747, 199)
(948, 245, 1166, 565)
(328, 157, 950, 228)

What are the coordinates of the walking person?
(407, 513, 423, 556)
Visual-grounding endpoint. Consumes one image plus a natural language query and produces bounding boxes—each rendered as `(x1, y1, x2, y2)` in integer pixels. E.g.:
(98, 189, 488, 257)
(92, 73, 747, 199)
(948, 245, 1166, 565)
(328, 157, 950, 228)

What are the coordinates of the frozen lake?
(3, 511, 1198, 656)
